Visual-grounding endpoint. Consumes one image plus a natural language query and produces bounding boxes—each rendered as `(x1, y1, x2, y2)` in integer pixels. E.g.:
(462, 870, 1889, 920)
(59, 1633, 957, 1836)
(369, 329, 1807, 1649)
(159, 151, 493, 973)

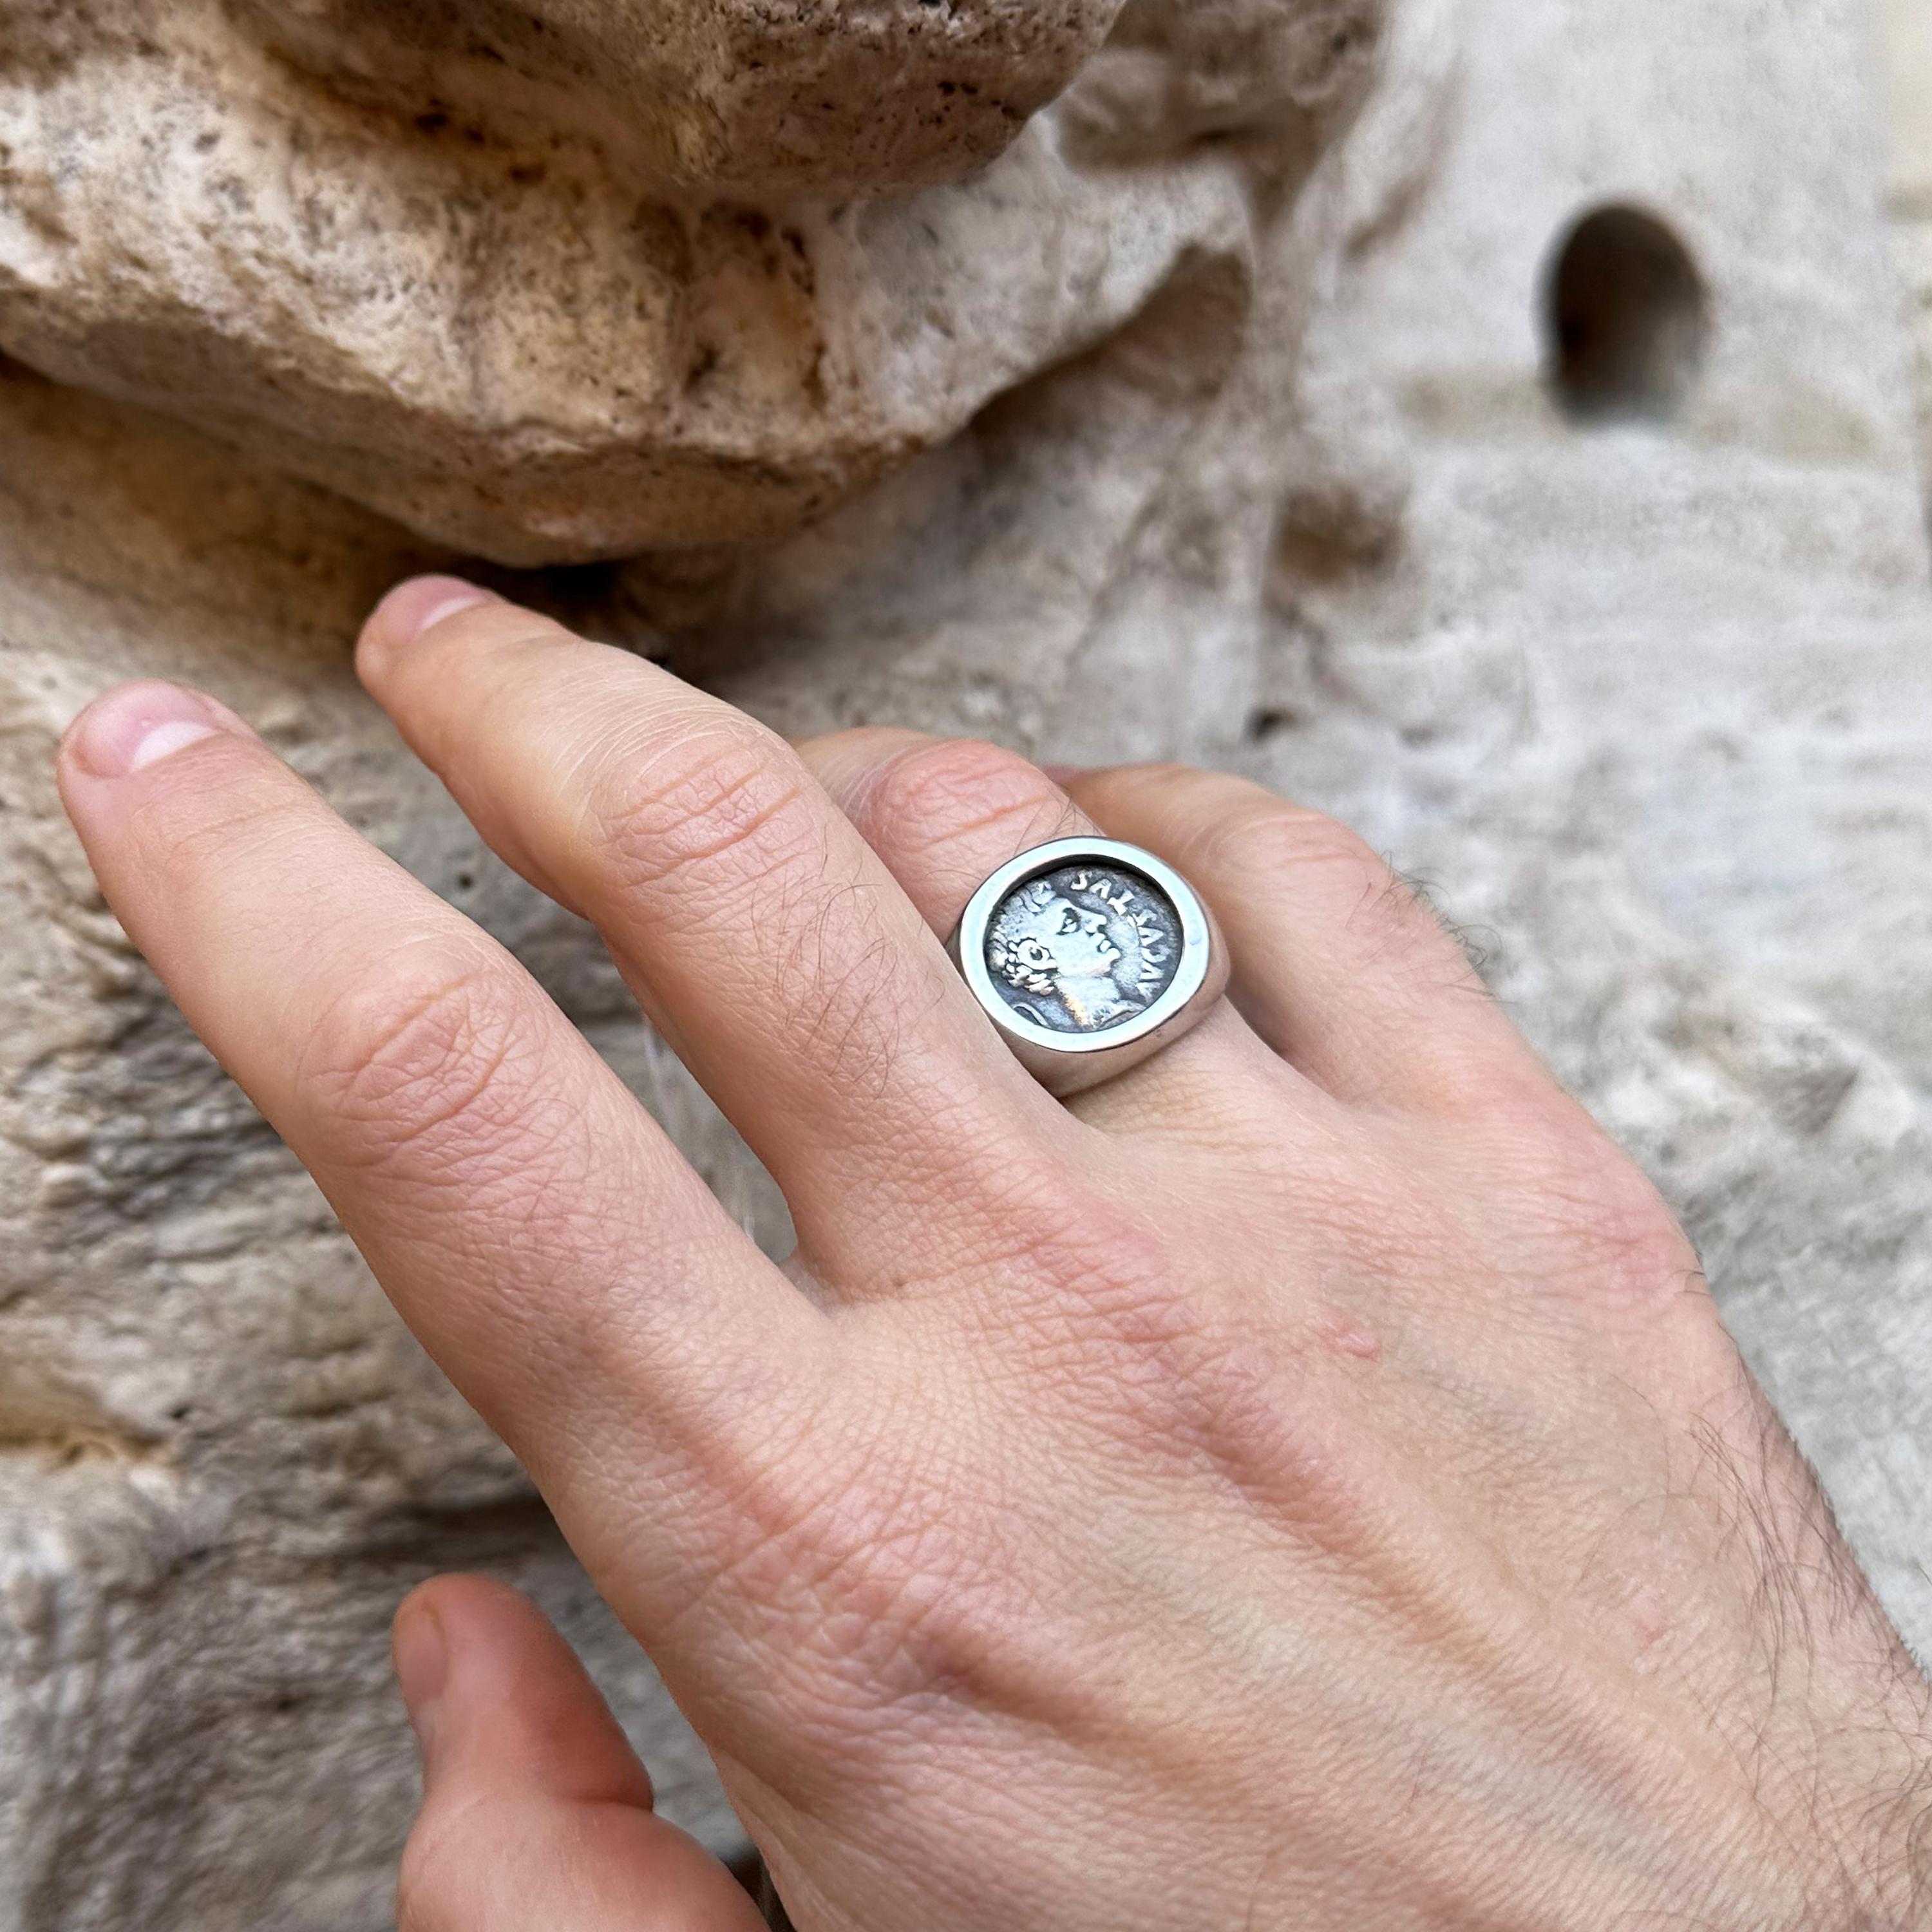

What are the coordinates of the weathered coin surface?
(982, 862, 1184, 1037)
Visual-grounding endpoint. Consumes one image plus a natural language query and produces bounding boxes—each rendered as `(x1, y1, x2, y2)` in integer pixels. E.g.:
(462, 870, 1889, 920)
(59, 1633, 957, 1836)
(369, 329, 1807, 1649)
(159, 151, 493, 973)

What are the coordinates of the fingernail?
(393, 1603, 449, 1756)
(369, 576, 496, 652)
(66, 682, 232, 780)
(1043, 764, 1096, 786)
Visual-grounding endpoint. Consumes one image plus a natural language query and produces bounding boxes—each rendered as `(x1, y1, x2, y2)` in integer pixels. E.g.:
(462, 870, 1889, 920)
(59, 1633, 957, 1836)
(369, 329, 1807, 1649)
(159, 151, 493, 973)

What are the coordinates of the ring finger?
(1062, 762, 1557, 1116)
(794, 730, 1305, 1141)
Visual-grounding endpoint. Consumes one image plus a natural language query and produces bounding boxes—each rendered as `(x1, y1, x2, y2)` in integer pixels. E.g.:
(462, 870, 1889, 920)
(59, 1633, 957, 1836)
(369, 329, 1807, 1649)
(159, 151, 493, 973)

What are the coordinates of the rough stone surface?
(1, 0, 1931, 1927)
(0, 0, 1236, 563)
(240, 0, 1128, 197)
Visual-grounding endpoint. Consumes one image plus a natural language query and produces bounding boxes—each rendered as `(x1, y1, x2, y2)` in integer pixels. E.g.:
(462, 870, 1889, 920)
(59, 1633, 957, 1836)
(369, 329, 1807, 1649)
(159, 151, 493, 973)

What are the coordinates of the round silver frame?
(948, 837, 1228, 1097)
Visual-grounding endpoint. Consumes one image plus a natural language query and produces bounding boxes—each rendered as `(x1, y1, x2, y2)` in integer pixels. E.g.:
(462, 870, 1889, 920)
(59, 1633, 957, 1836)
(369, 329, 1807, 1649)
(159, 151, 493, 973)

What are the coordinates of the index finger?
(57, 679, 820, 1571)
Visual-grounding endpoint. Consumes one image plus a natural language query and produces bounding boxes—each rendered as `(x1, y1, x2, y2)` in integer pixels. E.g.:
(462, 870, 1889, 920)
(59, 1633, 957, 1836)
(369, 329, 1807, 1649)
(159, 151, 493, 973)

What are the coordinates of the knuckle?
(580, 713, 816, 902)
(1205, 793, 1388, 890)
(863, 738, 1075, 858)
(963, 1166, 1214, 1370)
(1010, 1182, 1178, 1314)
(296, 943, 541, 1180)
(1557, 1162, 1698, 1284)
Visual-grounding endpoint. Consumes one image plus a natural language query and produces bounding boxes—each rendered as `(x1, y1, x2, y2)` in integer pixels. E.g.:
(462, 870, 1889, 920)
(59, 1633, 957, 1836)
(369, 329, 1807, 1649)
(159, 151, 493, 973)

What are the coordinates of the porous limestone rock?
(0, 0, 1413, 566)
(238, 0, 1128, 196)
(0, 0, 1224, 563)
(1, 0, 1931, 1927)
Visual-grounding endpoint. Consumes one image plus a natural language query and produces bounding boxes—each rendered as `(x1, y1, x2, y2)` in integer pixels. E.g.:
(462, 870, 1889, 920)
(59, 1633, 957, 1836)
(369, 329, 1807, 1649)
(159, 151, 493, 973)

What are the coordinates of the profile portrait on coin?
(984, 864, 1184, 1036)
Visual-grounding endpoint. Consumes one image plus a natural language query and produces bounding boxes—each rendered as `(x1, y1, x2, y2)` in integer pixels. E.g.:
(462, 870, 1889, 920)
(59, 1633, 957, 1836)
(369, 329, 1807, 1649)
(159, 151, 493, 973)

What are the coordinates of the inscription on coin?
(984, 863, 1184, 1035)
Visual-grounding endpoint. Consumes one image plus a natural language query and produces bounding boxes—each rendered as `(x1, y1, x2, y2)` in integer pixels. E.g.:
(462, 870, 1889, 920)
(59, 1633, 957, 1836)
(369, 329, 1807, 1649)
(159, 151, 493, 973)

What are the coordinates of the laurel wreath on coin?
(987, 880, 1066, 999)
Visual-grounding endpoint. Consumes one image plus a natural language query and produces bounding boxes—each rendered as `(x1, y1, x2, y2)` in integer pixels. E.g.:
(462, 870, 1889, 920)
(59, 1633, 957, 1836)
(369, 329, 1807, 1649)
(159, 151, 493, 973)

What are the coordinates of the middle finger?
(357, 582, 1074, 1276)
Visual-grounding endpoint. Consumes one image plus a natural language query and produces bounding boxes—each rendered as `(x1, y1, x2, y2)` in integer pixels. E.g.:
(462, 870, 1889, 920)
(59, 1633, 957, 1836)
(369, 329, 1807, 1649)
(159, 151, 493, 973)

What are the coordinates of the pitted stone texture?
(238, 0, 1127, 197)
(0, 0, 1270, 564)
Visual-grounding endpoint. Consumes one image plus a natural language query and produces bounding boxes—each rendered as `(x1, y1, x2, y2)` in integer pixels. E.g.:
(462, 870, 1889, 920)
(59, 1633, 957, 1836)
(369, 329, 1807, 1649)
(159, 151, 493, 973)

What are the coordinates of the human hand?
(57, 580, 1932, 1931)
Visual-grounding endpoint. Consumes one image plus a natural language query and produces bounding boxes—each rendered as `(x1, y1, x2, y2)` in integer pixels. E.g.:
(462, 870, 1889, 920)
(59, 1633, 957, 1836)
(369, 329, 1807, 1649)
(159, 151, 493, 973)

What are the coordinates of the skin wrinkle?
(1160, 782, 1403, 911)
(1047, 1251, 1340, 1518)
(654, 1470, 1015, 1756)
(795, 1133, 1117, 1305)
(564, 1383, 846, 1698)
(121, 750, 305, 880)
(1073, 1008, 1321, 1148)
(386, 1178, 762, 1501)
(578, 775, 964, 1123)
(753, 1352, 1345, 1762)
(844, 737, 1090, 882)
(282, 956, 763, 1414)
(581, 724, 820, 911)
(773, 878, 915, 1106)
(296, 956, 533, 1170)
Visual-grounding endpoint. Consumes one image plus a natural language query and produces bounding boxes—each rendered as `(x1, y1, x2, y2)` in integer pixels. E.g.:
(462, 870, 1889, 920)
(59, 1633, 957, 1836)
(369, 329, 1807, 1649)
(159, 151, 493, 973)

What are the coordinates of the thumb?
(392, 1575, 769, 1932)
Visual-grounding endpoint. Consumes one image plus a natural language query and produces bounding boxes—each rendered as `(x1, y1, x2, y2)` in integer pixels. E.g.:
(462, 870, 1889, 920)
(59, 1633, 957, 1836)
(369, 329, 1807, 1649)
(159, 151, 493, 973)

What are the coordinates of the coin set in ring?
(949, 838, 1227, 1097)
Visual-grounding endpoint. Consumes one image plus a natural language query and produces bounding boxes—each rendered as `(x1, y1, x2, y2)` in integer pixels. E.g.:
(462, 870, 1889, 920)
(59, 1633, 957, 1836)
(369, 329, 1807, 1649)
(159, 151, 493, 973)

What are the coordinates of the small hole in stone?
(1245, 706, 1302, 743)
(1543, 204, 1709, 422)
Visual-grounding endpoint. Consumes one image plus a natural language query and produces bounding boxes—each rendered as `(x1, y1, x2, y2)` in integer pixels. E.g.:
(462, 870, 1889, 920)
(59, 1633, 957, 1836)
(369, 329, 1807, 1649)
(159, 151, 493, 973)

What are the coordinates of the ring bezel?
(949, 837, 1222, 1094)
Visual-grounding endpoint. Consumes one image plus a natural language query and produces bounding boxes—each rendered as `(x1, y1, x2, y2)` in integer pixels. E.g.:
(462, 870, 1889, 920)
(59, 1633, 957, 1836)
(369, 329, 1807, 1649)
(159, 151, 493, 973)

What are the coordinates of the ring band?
(948, 838, 1229, 1097)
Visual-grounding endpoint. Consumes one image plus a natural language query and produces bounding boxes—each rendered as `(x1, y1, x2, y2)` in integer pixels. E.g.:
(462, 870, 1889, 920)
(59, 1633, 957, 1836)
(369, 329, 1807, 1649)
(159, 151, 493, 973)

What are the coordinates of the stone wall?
(0, 2, 1928, 1927)
(1277, 0, 1932, 1658)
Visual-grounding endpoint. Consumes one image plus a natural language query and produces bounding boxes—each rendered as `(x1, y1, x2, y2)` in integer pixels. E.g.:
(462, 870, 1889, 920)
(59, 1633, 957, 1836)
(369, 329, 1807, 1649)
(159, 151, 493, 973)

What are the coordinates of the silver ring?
(948, 838, 1229, 1097)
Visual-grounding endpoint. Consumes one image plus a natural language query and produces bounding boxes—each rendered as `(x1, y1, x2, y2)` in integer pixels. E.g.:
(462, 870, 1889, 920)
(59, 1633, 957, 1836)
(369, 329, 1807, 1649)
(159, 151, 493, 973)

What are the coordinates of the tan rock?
(0, 0, 1253, 564)
(240, 0, 1127, 197)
